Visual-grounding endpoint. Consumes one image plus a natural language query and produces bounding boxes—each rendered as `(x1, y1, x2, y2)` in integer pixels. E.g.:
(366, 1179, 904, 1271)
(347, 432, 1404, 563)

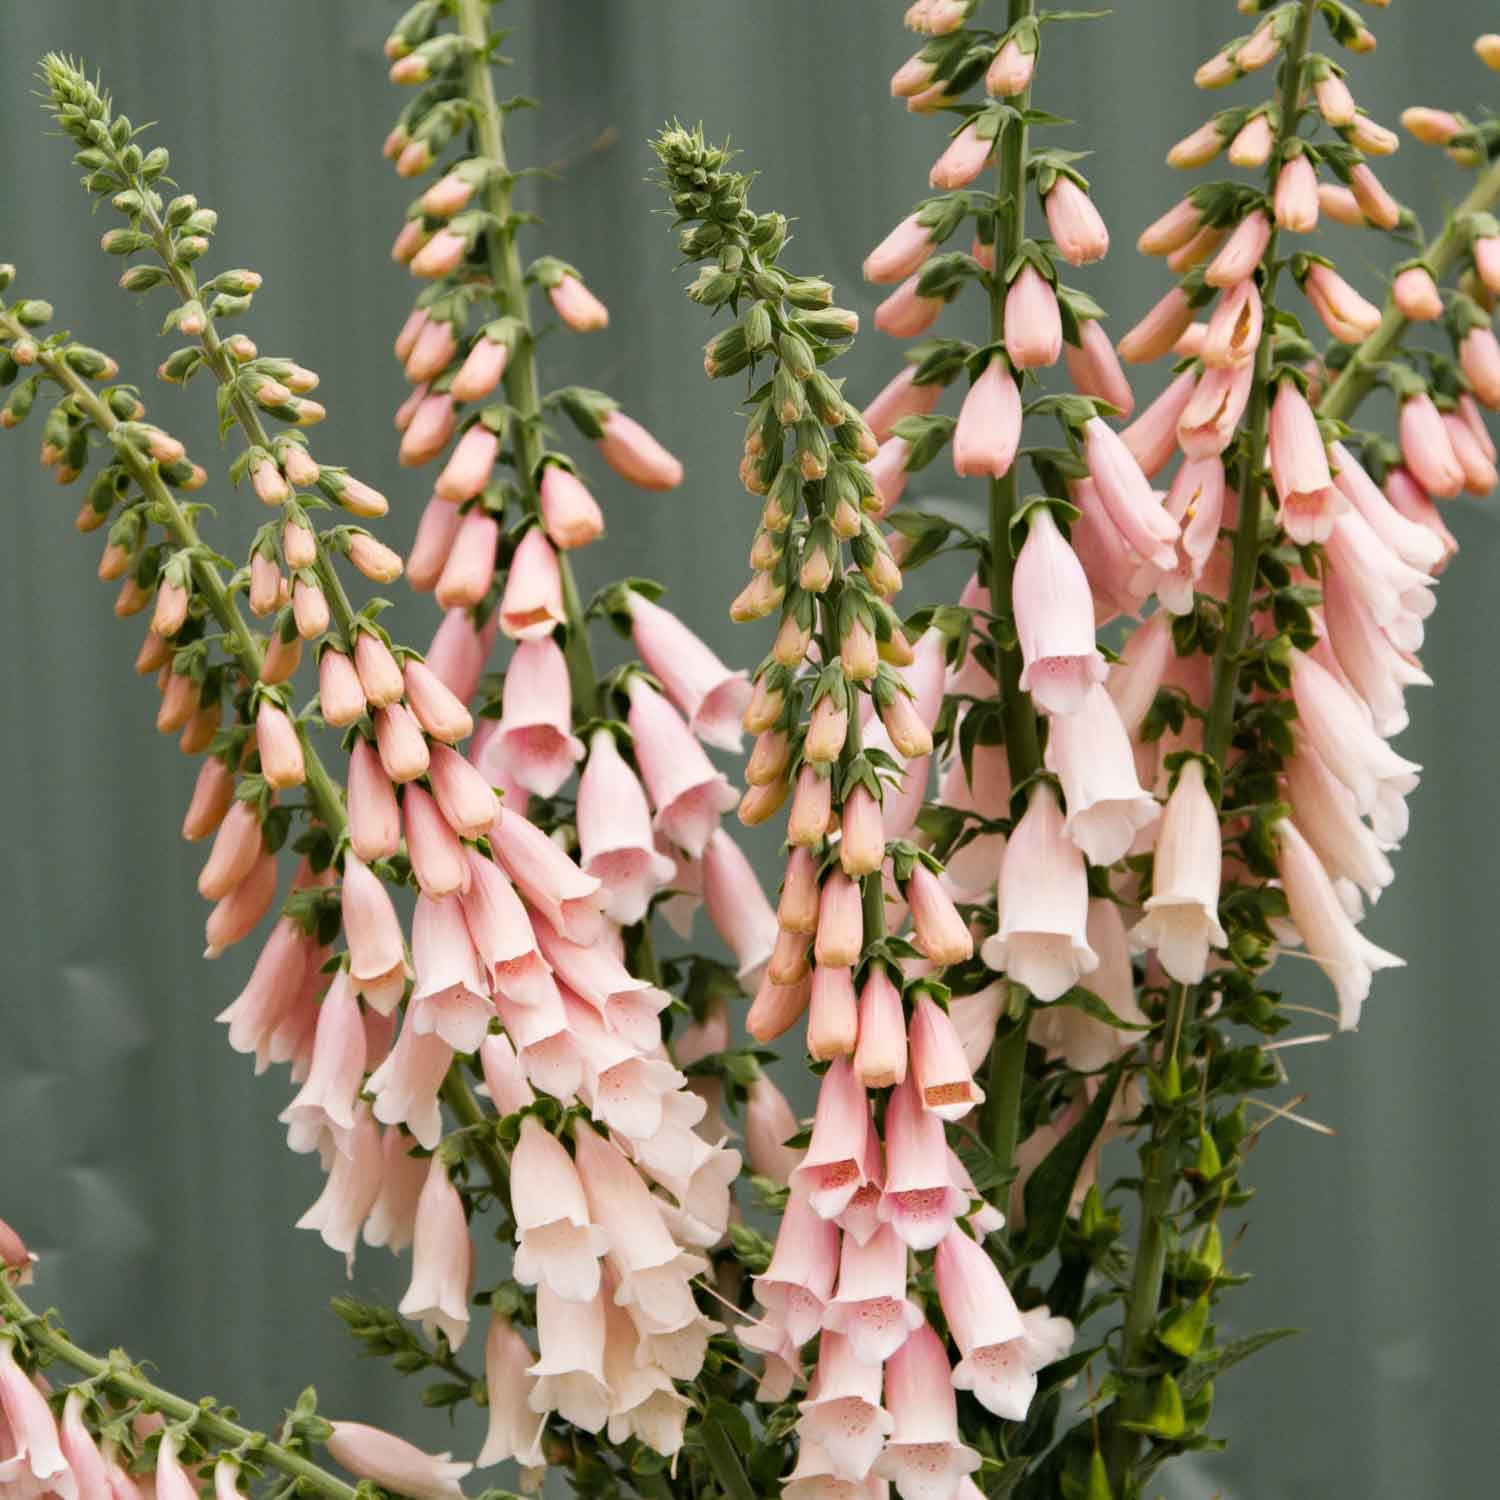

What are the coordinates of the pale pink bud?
(863, 364, 943, 440)
(1228, 112, 1274, 167)
(890, 52, 938, 98)
(405, 318, 458, 383)
(422, 171, 476, 217)
(907, 860, 974, 966)
(374, 701, 431, 782)
(399, 392, 457, 467)
(1460, 326, 1500, 407)
(283, 515, 317, 567)
(1350, 115, 1399, 156)
(347, 533, 403, 586)
(1014, 505, 1109, 711)
(410, 228, 468, 279)
(348, 739, 402, 864)
(1349, 162, 1400, 230)
(432, 424, 497, 504)
(203, 849, 277, 957)
(1004, 264, 1062, 368)
(1137, 198, 1201, 257)
(986, 37, 1035, 97)
(1205, 210, 1271, 288)
(406, 497, 463, 592)
(326, 1421, 471, 1500)
(404, 782, 469, 898)
(1117, 286, 1193, 364)
(838, 784, 885, 878)
(1274, 818, 1403, 1029)
(341, 851, 408, 1009)
(354, 631, 405, 708)
(534, 463, 602, 550)
(1399, 392, 1465, 498)
(814, 871, 865, 969)
(1269, 380, 1344, 543)
(747, 970, 813, 1042)
(256, 699, 306, 789)
(864, 214, 936, 284)
(627, 676, 738, 857)
(499, 526, 566, 639)
(952, 358, 1022, 477)
(1274, 154, 1319, 233)
(1444, 410, 1498, 494)
(1402, 105, 1464, 146)
(875, 274, 944, 338)
(908, 994, 983, 1120)
(151, 577, 190, 638)
(404, 658, 474, 744)
(549, 273, 610, 331)
(852, 964, 908, 1089)
(1063, 319, 1134, 419)
(394, 377, 427, 429)
(248, 552, 283, 617)
(929, 122, 993, 190)
(279, 969, 366, 1153)
(1318, 182, 1367, 227)
(745, 1073, 803, 1184)
(435, 509, 500, 610)
(1044, 176, 1109, 265)
(251, 457, 291, 504)
(291, 576, 329, 639)
(1388, 266, 1441, 323)
(182, 755, 235, 841)
(451, 335, 511, 401)
(198, 798, 263, 901)
(808, 965, 860, 1061)
(703, 827, 777, 981)
(260, 629, 303, 688)
(1303, 263, 1382, 341)
(787, 764, 834, 847)
(599, 409, 683, 490)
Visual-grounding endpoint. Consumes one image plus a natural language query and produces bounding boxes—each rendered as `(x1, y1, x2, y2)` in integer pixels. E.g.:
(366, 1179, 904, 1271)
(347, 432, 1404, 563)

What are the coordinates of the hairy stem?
(0, 1275, 358, 1500)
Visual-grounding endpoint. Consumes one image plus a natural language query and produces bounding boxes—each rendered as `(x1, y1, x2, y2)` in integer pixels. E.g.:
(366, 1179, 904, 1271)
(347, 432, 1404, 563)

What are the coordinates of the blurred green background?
(2, 3, 1496, 1496)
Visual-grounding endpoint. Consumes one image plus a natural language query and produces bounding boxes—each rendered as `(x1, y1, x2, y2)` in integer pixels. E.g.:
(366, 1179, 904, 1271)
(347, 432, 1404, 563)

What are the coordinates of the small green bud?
(778, 331, 816, 381)
(744, 301, 774, 351)
(119, 265, 167, 293)
(14, 299, 53, 328)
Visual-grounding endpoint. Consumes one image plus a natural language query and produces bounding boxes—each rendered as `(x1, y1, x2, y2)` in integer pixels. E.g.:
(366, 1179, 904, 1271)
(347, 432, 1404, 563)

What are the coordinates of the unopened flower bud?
(292, 576, 330, 639)
(787, 765, 834, 847)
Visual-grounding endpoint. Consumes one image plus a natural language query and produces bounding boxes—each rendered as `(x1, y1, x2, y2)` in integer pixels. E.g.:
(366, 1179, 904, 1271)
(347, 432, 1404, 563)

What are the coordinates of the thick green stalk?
(980, 0, 1042, 1179)
(1319, 154, 1500, 422)
(440, 1067, 512, 1198)
(1109, 6, 1319, 1486)
(0, 307, 347, 838)
(0, 1276, 358, 1500)
(456, 0, 600, 717)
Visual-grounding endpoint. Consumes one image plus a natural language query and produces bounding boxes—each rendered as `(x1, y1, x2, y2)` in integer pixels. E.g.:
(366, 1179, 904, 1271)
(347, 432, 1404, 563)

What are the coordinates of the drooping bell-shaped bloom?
(1268, 380, 1345, 542)
(57, 1391, 109, 1500)
(197, 798, 264, 902)
(797, 1331, 896, 1481)
(791, 1057, 873, 1220)
(1175, 359, 1255, 462)
(1274, 818, 1404, 1029)
(598, 410, 684, 490)
(408, 892, 493, 1053)
(1045, 176, 1109, 266)
(1030, 901, 1148, 1071)
(216, 917, 317, 1070)
(1202, 280, 1262, 369)
(1129, 758, 1228, 984)
(340, 853, 408, 1013)
(279, 969, 367, 1154)
(745, 1071, 804, 1185)
(1013, 507, 1107, 714)
(703, 828, 778, 981)
(1120, 369, 1197, 478)
(600, 1288, 693, 1456)
(434, 510, 499, 610)
(500, 526, 567, 639)
(399, 1155, 474, 1350)
(476, 1314, 546, 1469)
(880, 1072, 967, 1250)
(1322, 568, 1432, 737)
(626, 590, 751, 752)
(753, 1186, 842, 1345)
(981, 783, 1097, 1001)
(1064, 319, 1134, 418)
(511, 1115, 609, 1302)
(1134, 456, 1227, 615)
(1385, 467, 1459, 573)
(952, 357, 1022, 477)
(1303, 263, 1382, 342)
(427, 743, 500, 842)
(366, 1021, 453, 1151)
(405, 659, 475, 747)
(361, 1126, 428, 1255)
(627, 676, 738, 857)
(326, 1421, 472, 1500)
(0, 1334, 76, 1500)
(1284, 746, 1394, 906)
(874, 1321, 983, 1500)
(297, 1102, 384, 1272)
(575, 729, 676, 926)
(489, 810, 606, 945)
(1043, 683, 1160, 865)
(934, 1226, 1029, 1413)
(459, 852, 553, 1008)
(1323, 509, 1434, 656)
(1290, 649, 1421, 843)
(490, 637, 585, 797)
(822, 1223, 923, 1366)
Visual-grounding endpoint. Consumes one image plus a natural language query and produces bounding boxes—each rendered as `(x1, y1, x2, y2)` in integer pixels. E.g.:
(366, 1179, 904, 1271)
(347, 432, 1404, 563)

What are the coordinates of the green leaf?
(1176, 1327, 1299, 1399)
(699, 1412, 757, 1500)
(1049, 985, 1152, 1033)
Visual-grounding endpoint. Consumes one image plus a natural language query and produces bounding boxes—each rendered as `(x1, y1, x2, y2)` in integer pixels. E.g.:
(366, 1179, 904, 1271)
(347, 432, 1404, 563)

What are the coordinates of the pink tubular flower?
(367, 1023, 453, 1151)
(255, 699, 305, 790)
(863, 213, 936, 284)
(981, 782, 1097, 1001)
(203, 850, 278, 957)
(1044, 683, 1160, 864)
(1303, 263, 1382, 341)
(626, 676, 738, 858)
(408, 893, 493, 1053)
(318, 647, 366, 728)
(934, 1227, 1029, 1411)
(753, 1187, 841, 1345)
(451, 334, 510, 402)
(599, 409, 683, 490)
(427, 606, 497, 706)
(325, 1421, 472, 1500)
(527, 1282, 610, 1432)
(1274, 818, 1404, 1029)
(864, 364, 943, 440)
(197, 798, 264, 901)
(406, 497, 462, 591)
(340, 854, 408, 1013)
(461, 851, 552, 1008)
(790, 1057, 872, 1219)
(1117, 372, 1195, 483)
(876, 275, 944, 337)
(797, 1330, 895, 1480)
(1393, 266, 1443, 321)
(550, 273, 610, 332)
(296, 1103, 384, 1271)
(1117, 286, 1193, 364)
(880, 1072, 967, 1250)
(1137, 455, 1228, 614)
(1349, 162, 1400, 230)
(1385, 468, 1459, 571)
(1177, 358, 1255, 461)
(404, 784, 470, 898)
(477, 1315, 546, 1468)
(930, 121, 993, 189)
(1012, 506, 1107, 713)
(808, 965, 859, 1061)
(1323, 509, 1434, 656)
(1167, 120, 1225, 170)
(745, 1071, 803, 1184)
(1329, 444, 1445, 576)
(435, 423, 499, 503)
(1398, 393, 1465, 498)
(1285, 743, 1395, 904)
(400, 391, 457, 465)
(868, 434, 912, 516)
(1228, 112, 1274, 167)
(874, 1321, 983, 1500)
(704, 828, 778, 980)
(1460, 326, 1500, 408)
(399, 1155, 474, 1350)
(539, 463, 605, 550)
(626, 590, 751, 751)
(1268, 380, 1344, 543)
(427, 743, 500, 840)
(1273, 154, 1319, 232)
(1202, 279, 1263, 369)
(435, 510, 500, 611)
(279, 969, 366, 1154)
(58, 1391, 109, 1500)
(1064, 319, 1134, 418)
(952, 359, 1021, 478)
(1045, 176, 1109, 266)
(511, 1115, 609, 1301)
(576, 728, 676, 925)
(0, 1334, 75, 1500)
(488, 810, 606, 945)
(1205, 209, 1272, 287)
(500, 526, 568, 639)
(348, 738, 402, 864)
(1005, 264, 1062, 368)
(491, 637, 585, 796)
(215, 917, 315, 1069)
(823, 1224, 922, 1364)
(1083, 417, 1180, 566)
(1129, 758, 1228, 983)
(908, 993, 984, 1120)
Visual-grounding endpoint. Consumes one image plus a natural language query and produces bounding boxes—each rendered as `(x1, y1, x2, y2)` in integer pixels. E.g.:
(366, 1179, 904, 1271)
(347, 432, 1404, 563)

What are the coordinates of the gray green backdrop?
(2, 3, 1496, 1497)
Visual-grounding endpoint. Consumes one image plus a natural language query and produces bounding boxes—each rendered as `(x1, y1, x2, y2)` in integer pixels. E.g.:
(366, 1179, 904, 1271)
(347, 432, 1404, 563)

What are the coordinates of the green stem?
(1319, 154, 1500, 422)
(979, 0, 1042, 1182)
(0, 1275, 358, 1500)
(456, 0, 600, 717)
(440, 1067, 512, 1200)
